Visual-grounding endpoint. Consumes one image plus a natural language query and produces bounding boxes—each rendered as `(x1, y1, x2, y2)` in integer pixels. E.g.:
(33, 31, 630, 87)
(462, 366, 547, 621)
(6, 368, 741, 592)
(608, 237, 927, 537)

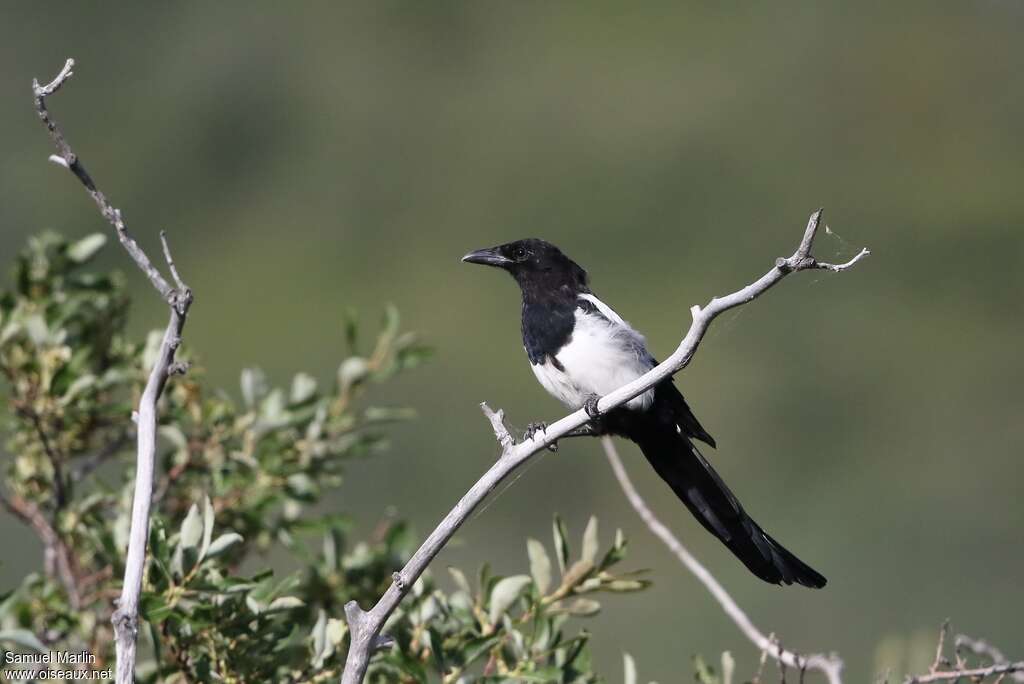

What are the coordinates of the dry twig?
(33, 58, 194, 684)
(904, 624, 1023, 684)
(955, 634, 1024, 684)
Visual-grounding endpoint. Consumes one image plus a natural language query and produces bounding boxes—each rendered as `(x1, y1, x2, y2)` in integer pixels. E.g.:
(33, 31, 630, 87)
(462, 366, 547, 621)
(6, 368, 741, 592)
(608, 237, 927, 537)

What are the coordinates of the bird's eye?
(514, 247, 527, 260)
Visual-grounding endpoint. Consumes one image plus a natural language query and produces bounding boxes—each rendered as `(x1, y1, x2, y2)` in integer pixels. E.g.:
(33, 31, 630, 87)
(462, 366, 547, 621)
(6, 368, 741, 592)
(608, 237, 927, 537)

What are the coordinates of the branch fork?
(33, 58, 194, 684)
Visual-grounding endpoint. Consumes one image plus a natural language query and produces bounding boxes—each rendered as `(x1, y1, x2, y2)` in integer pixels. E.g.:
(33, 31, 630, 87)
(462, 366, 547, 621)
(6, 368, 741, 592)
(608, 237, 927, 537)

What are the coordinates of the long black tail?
(613, 410, 827, 588)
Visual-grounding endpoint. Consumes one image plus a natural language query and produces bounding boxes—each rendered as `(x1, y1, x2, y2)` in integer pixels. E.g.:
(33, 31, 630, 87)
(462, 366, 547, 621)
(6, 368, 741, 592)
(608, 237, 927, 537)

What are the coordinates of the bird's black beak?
(462, 247, 512, 268)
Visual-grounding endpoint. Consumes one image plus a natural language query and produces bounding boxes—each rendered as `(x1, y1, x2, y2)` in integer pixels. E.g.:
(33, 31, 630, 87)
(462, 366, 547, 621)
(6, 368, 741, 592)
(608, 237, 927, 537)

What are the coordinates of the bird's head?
(462, 239, 588, 294)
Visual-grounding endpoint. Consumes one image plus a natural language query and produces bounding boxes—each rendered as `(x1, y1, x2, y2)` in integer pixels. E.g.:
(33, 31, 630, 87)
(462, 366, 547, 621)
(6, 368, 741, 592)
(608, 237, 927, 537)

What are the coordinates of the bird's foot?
(583, 394, 602, 419)
(524, 421, 547, 441)
(524, 421, 558, 452)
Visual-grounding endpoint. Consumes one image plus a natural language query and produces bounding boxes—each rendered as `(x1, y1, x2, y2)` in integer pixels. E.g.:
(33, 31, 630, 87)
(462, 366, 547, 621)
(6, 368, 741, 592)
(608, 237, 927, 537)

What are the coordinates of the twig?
(954, 635, 1024, 684)
(930, 621, 951, 674)
(754, 635, 776, 684)
(34, 59, 175, 303)
(339, 209, 867, 683)
(71, 431, 131, 481)
(906, 663, 1024, 684)
(27, 408, 68, 509)
(602, 437, 843, 684)
(32, 58, 194, 684)
(0, 492, 82, 609)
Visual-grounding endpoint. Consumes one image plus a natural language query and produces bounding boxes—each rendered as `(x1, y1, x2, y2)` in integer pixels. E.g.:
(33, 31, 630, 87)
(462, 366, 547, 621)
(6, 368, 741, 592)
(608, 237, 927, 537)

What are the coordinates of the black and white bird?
(463, 238, 826, 588)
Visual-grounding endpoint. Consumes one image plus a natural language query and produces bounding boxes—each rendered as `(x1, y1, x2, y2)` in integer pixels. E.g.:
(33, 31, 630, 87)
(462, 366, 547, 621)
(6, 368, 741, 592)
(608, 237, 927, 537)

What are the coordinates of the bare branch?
(814, 248, 870, 273)
(0, 492, 81, 609)
(601, 437, 843, 684)
(160, 230, 188, 293)
(930, 621, 951, 674)
(25, 409, 68, 509)
(339, 209, 867, 683)
(907, 663, 1024, 684)
(480, 402, 515, 454)
(956, 635, 1024, 683)
(904, 625, 1023, 684)
(32, 58, 194, 684)
(33, 59, 174, 302)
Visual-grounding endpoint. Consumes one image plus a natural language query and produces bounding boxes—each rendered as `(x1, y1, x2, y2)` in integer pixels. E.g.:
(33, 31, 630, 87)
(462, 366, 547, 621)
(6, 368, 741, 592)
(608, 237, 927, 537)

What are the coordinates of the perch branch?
(339, 208, 867, 683)
(33, 58, 194, 684)
(601, 437, 843, 684)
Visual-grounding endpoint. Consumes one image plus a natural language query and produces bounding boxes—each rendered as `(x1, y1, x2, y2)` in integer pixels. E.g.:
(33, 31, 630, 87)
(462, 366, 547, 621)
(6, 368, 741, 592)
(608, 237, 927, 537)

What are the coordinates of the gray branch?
(906, 663, 1024, 684)
(602, 436, 843, 684)
(32, 58, 194, 684)
(955, 634, 1024, 683)
(339, 208, 868, 683)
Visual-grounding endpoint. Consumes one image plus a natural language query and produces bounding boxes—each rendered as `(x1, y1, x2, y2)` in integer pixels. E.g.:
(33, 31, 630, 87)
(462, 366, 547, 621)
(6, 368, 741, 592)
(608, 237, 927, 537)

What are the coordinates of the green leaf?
(199, 495, 214, 561)
(580, 515, 599, 566)
(566, 598, 601, 616)
(207, 533, 243, 557)
(240, 368, 267, 407)
(66, 233, 107, 262)
(326, 619, 347, 647)
(179, 502, 203, 550)
(461, 635, 501, 669)
(448, 567, 472, 596)
(604, 579, 651, 593)
(259, 389, 287, 423)
(552, 514, 570, 574)
(382, 304, 400, 339)
(600, 528, 628, 569)
(291, 372, 317, 403)
(338, 357, 369, 391)
(23, 314, 48, 345)
(139, 594, 174, 622)
(488, 574, 532, 625)
(311, 609, 330, 668)
(0, 629, 47, 653)
(526, 538, 552, 594)
(59, 373, 97, 406)
(286, 473, 317, 501)
(694, 654, 718, 684)
(267, 596, 305, 611)
(342, 308, 361, 353)
(561, 559, 594, 589)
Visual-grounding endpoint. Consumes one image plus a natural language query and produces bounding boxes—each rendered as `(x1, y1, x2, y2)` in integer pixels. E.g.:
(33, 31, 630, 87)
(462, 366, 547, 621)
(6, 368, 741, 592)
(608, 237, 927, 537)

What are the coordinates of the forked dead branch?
(32, 58, 194, 684)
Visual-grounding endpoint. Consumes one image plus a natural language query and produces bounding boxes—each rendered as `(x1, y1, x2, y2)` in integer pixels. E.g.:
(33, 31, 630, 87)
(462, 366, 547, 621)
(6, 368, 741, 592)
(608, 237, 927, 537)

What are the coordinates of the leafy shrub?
(0, 232, 648, 682)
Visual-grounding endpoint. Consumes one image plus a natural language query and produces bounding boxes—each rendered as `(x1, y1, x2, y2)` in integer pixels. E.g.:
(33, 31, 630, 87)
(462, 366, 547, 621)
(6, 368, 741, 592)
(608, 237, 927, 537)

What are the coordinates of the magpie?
(463, 238, 826, 588)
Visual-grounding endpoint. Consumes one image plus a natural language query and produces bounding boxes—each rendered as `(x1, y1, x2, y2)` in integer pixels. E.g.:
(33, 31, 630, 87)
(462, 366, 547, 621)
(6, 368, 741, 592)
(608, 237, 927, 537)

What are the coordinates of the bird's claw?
(583, 394, 602, 419)
(524, 421, 558, 451)
(524, 421, 547, 441)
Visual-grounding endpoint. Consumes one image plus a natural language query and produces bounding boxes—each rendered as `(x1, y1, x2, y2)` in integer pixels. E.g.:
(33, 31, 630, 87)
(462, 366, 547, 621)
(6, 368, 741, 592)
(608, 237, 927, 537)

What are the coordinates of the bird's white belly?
(529, 310, 655, 411)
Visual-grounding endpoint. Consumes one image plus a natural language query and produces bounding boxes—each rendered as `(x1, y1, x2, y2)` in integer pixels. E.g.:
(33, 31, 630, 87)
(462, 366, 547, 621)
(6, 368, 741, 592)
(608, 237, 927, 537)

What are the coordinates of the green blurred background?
(2, 2, 1022, 681)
